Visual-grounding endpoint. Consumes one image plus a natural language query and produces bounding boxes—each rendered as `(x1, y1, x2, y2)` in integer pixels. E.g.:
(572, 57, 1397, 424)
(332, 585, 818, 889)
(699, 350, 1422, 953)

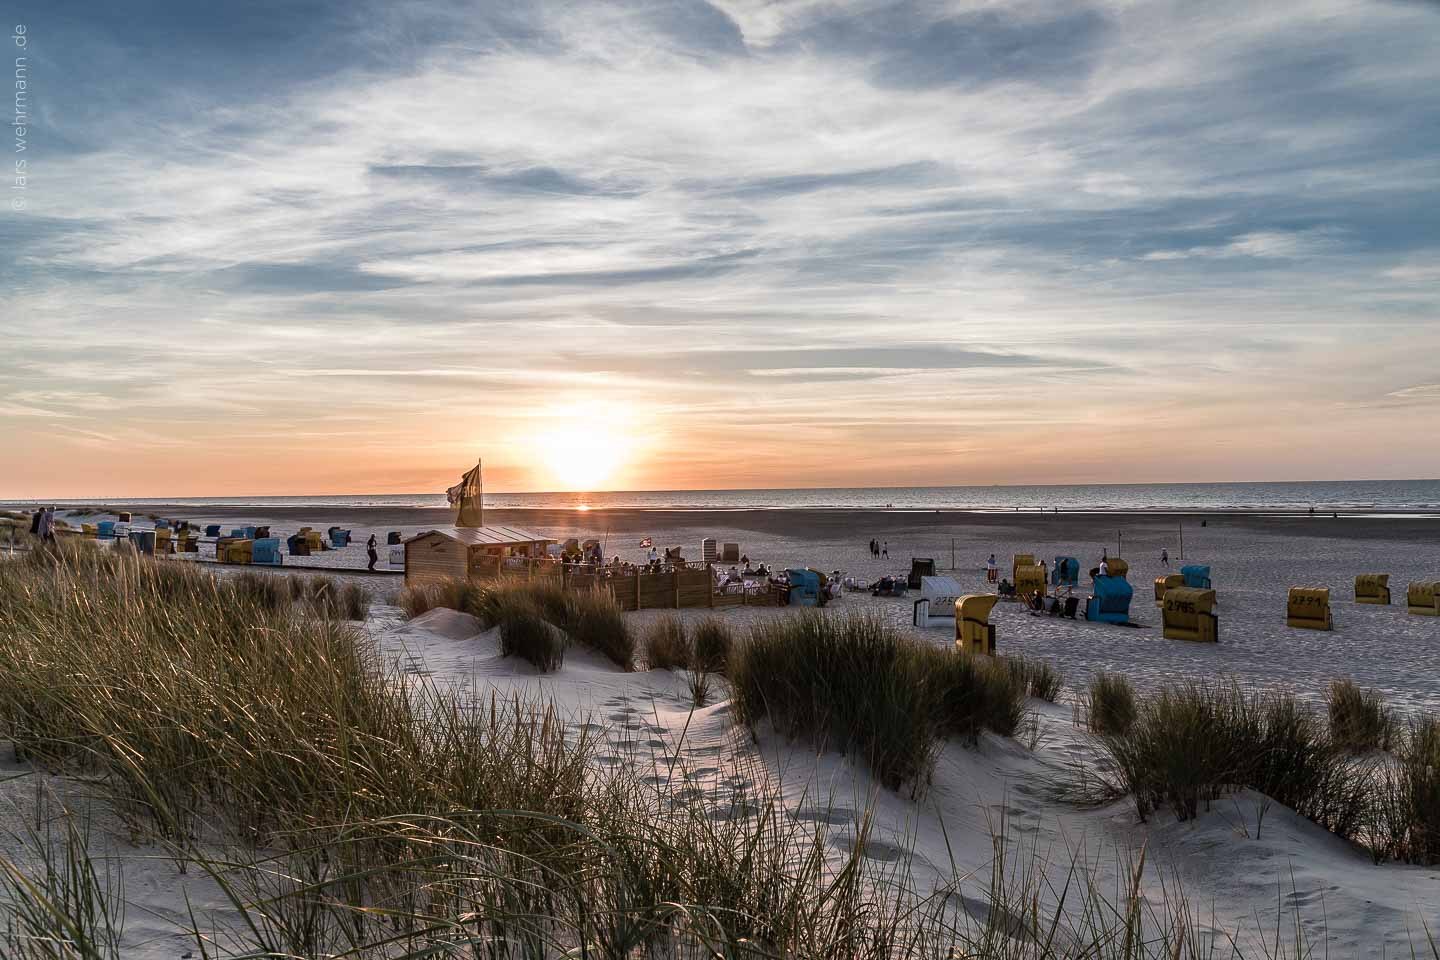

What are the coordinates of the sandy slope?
(370, 606, 1440, 957)
(3, 600, 1439, 957)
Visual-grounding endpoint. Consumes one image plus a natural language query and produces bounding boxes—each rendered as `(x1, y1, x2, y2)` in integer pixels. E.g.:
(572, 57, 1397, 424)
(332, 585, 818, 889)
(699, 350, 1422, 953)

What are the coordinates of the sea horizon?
(9, 478, 1440, 515)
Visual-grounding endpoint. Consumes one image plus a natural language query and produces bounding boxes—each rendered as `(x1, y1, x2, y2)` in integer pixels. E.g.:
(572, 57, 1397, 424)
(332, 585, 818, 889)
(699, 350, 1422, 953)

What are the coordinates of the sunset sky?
(4, 0, 1439, 497)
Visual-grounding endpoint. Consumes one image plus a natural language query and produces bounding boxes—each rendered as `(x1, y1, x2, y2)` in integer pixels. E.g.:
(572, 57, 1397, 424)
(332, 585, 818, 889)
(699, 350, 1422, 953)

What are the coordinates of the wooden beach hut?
(404, 526, 555, 584)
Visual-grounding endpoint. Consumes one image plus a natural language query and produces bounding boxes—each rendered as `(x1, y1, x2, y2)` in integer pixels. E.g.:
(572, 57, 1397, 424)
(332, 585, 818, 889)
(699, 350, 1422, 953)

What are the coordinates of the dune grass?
(692, 616, 735, 674)
(0, 544, 593, 847)
(643, 614, 691, 670)
(1087, 672, 1138, 735)
(1097, 680, 1370, 840)
(395, 576, 490, 620)
(729, 611, 1030, 791)
(496, 599, 568, 672)
(563, 587, 636, 670)
(1326, 678, 1396, 753)
(1003, 655, 1064, 702)
(1376, 714, 1440, 865)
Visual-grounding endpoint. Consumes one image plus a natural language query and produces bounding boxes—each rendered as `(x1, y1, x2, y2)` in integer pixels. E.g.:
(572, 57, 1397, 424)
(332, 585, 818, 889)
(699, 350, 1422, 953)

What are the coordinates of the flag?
(639, 537, 653, 548)
(448, 461, 484, 528)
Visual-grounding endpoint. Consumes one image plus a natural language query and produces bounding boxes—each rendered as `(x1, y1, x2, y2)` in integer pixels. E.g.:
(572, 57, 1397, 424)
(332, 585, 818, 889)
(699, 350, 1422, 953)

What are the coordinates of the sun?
(536, 418, 632, 491)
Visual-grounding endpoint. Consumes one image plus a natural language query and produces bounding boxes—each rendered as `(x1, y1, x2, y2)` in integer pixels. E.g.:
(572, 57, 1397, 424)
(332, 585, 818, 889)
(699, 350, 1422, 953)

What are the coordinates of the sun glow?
(533, 409, 637, 491)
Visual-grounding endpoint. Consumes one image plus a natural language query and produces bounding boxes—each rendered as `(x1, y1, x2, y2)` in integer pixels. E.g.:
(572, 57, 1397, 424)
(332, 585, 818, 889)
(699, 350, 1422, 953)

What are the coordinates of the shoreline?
(13, 503, 1440, 544)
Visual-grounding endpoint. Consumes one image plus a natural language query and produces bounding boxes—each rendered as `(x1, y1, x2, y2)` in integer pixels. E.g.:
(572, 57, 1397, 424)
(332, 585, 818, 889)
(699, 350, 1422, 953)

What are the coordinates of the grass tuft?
(1003, 655, 1063, 702)
(692, 617, 735, 675)
(1087, 672, 1138, 735)
(1326, 678, 1395, 753)
(643, 615, 691, 670)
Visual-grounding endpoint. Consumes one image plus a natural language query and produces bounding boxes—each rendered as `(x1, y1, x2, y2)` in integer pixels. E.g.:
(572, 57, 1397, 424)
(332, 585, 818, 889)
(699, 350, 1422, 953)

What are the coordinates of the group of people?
(27, 506, 58, 543)
(867, 538, 888, 558)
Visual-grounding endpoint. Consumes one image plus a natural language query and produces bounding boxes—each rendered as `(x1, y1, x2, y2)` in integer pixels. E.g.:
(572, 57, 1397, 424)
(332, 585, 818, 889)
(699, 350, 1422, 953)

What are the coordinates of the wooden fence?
(465, 557, 776, 612)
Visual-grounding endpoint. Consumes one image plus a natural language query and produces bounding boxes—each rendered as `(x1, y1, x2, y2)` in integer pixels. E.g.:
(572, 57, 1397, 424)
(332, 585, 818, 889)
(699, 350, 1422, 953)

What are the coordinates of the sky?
(4, 0, 1439, 497)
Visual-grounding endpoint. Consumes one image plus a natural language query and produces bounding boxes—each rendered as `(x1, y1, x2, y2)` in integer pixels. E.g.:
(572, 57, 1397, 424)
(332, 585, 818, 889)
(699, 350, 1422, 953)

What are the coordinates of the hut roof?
(405, 525, 552, 547)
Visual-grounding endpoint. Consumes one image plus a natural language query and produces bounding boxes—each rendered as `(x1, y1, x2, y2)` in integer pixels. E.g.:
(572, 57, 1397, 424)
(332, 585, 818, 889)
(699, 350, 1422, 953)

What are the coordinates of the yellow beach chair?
(1162, 587, 1219, 642)
(1407, 581, 1440, 617)
(81, 523, 98, 537)
(955, 594, 998, 656)
(1014, 563, 1047, 602)
(1154, 573, 1184, 606)
(1353, 574, 1390, 605)
(1011, 554, 1035, 582)
(1286, 587, 1332, 630)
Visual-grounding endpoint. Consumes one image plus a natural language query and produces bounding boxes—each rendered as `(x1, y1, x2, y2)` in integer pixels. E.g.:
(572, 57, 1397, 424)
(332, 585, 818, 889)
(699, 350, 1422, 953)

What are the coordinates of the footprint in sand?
(834, 836, 912, 863)
(793, 807, 855, 826)
(683, 766, 719, 780)
(607, 712, 637, 721)
(644, 738, 668, 748)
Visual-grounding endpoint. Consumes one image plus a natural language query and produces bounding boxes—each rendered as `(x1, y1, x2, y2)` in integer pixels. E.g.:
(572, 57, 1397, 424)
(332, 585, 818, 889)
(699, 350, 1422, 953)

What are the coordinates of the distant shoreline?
(12, 502, 1438, 545)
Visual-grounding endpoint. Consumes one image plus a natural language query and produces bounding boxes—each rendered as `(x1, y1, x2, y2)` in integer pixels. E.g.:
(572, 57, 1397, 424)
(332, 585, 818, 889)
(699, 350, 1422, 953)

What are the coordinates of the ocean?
(21, 479, 1440, 515)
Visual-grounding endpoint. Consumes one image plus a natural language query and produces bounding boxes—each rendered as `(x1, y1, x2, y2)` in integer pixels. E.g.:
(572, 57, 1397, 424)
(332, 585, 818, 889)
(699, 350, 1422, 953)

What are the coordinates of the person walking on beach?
(881, 541, 888, 558)
(986, 553, 997, 583)
(366, 533, 378, 571)
(1098, 557, 1109, 577)
(1161, 548, 1169, 566)
(37, 507, 55, 544)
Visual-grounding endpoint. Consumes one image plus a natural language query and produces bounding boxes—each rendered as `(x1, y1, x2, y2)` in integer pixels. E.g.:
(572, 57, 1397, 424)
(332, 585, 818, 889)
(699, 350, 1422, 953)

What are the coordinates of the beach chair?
(720, 543, 740, 564)
(154, 527, 173, 555)
(955, 594, 998, 656)
(1085, 575, 1134, 625)
(304, 530, 325, 551)
(1162, 587, 1218, 642)
(1011, 554, 1035, 582)
(81, 522, 98, 537)
(1013, 563, 1046, 602)
(204, 524, 222, 538)
(288, 533, 310, 556)
(1286, 587, 1332, 630)
(907, 558, 937, 589)
(1052, 557, 1079, 588)
(701, 538, 717, 564)
(1406, 581, 1440, 617)
(252, 538, 283, 566)
(1154, 573, 1184, 606)
(176, 529, 200, 553)
(329, 528, 352, 548)
(387, 531, 402, 545)
(1180, 564, 1211, 590)
(1354, 574, 1391, 605)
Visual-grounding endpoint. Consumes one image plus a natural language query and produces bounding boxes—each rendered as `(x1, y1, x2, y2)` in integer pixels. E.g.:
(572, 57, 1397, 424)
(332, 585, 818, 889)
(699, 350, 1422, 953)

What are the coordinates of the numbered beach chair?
(1162, 587, 1219, 642)
(1013, 563, 1047, 602)
(1407, 581, 1440, 617)
(1353, 574, 1391, 605)
(955, 594, 998, 656)
(1286, 587, 1332, 630)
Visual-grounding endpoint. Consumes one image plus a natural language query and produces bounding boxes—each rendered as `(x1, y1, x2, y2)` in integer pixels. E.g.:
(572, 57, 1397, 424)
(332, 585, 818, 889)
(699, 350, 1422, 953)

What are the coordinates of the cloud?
(5, 0, 1440, 494)
(1142, 229, 1344, 262)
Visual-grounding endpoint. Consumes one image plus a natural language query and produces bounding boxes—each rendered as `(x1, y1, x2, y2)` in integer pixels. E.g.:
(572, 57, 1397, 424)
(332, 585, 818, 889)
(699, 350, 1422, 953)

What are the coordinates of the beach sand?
(46, 503, 1440, 713)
